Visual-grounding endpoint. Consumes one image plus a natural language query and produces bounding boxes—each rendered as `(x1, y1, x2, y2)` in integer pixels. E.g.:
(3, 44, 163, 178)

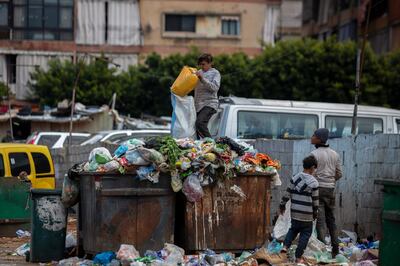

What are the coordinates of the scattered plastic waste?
(182, 174, 204, 202)
(15, 243, 30, 256)
(65, 232, 77, 248)
(137, 165, 160, 183)
(267, 239, 283, 254)
(16, 229, 31, 238)
(117, 244, 140, 263)
(93, 251, 116, 265)
(58, 257, 80, 266)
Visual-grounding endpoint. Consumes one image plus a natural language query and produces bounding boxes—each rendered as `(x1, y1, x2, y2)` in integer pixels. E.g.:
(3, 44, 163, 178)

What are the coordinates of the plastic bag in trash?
(137, 165, 160, 183)
(61, 172, 79, 208)
(272, 201, 291, 240)
(137, 148, 165, 165)
(89, 147, 112, 164)
(93, 251, 116, 265)
(101, 160, 120, 173)
(164, 243, 185, 265)
(65, 232, 77, 249)
(76, 259, 94, 266)
(171, 173, 183, 192)
(182, 174, 204, 202)
(15, 243, 30, 256)
(171, 94, 197, 139)
(125, 150, 150, 166)
(122, 138, 145, 150)
(114, 144, 129, 158)
(117, 244, 140, 263)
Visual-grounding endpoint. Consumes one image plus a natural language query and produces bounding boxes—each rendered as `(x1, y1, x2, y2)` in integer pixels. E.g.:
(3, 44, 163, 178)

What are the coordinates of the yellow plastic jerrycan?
(171, 66, 199, 97)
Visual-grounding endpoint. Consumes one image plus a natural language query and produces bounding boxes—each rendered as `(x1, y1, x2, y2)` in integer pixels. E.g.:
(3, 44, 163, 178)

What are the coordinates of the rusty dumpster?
(78, 173, 175, 256)
(176, 173, 273, 253)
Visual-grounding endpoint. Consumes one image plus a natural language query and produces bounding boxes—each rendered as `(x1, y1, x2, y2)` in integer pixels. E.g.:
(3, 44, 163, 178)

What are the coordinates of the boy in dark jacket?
(280, 155, 319, 263)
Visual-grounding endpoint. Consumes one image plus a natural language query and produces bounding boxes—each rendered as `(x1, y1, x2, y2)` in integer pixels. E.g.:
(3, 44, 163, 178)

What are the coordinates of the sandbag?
(171, 66, 198, 97)
(171, 94, 196, 139)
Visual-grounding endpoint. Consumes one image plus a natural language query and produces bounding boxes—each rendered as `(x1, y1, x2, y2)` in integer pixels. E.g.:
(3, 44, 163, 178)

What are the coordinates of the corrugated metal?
(281, 0, 303, 28)
(76, 0, 141, 45)
(108, 0, 141, 45)
(76, 0, 106, 44)
(15, 55, 70, 100)
(263, 4, 280, 45)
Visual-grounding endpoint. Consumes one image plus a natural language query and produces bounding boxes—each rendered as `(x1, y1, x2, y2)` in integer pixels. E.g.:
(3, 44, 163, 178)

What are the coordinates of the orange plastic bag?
(171, 66, 198, 97)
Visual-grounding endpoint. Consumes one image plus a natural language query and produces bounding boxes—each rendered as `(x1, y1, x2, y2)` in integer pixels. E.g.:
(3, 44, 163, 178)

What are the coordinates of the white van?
(208, 97, 400, 140)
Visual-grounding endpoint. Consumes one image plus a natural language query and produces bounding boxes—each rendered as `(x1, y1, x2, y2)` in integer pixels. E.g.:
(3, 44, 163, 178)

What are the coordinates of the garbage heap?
(81, 136, 281, 202)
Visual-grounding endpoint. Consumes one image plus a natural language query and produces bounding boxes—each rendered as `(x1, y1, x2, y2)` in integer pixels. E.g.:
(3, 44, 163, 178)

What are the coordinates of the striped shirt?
(194, 68, 221, 112)
(281, 172, 319, 222)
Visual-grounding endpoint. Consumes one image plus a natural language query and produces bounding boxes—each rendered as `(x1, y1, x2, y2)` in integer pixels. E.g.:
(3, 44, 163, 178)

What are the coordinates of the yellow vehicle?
(0, 143, 55, 189)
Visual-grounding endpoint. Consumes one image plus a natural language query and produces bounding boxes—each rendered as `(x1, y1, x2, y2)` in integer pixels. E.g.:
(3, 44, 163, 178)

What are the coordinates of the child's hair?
(303, 155, 318, 169)
(198, 53, 213, 64)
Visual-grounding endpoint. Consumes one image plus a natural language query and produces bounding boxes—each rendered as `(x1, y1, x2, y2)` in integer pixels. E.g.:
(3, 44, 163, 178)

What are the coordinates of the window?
(65, 135, 90, 146)
(9, 152, 31, 176)
(0, 154, 4, 177)
(6, 54, 16, 84)
(338, 20, 357, 41)
(0, 2, 8, 26)
(165, 14, 196, 32)
(209, 111, 222, 137)
(106, 133, 130, 143)
(396, 119, 400, 134)
(32, 152, 50, 174)
(237, 111, 318, 139)
(221, 17, 239, 36)
(37, 135, 60, 147)
(12, 0, 73, 40)
(325, 116, 383, 138)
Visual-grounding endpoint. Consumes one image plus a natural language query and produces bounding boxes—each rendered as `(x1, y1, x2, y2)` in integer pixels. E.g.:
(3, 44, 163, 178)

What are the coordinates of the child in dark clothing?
(280, 155, 319, 263)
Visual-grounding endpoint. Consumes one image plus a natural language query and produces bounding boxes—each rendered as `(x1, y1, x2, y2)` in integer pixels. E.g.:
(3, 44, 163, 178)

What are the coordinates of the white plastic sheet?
(171, 94, 196, 139)
(272, 201, 291, 240)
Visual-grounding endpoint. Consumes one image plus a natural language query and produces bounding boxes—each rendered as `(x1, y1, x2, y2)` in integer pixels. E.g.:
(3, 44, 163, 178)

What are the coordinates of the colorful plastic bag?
(182, 174, 204, 202)
(171, 66, 198, 97)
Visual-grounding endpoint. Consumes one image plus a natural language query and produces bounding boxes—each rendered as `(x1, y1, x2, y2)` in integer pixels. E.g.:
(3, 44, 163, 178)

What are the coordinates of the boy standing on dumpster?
(280, 155, 319, 263)
(194, 53, 221, 139)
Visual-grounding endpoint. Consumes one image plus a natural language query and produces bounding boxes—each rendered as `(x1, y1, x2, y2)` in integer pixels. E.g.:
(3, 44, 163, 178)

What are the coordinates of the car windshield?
(115, 132, 170, 144)
(81, 133, 107, 145)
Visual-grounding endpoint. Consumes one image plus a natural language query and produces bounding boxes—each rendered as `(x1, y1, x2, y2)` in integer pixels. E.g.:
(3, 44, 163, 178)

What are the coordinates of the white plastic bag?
(272, 201, 291, 240)
(171, 94, 196, 139)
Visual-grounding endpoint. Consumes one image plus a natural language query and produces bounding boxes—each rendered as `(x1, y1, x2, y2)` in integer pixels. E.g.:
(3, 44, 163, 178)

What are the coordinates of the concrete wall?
(255, 134, 400, 238)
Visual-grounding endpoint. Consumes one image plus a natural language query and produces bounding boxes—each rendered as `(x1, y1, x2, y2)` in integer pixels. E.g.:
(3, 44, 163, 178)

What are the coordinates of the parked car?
(81, 130, 171, 145)
(0, 143, 55, 189)
(210, 96, 400, 140)
(26, 132, 91, 149)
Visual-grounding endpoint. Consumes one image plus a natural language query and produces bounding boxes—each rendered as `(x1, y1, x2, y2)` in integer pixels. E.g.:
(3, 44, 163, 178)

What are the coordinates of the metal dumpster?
(176, 173, 272, 253)
(375, 179, 400, 265)
(78, 173, 175, 256)
(0, 177, 31, 236)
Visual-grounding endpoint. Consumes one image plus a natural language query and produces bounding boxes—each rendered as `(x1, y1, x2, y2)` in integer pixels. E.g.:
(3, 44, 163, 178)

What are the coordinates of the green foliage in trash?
(29, 40, 400, 116)
(159, 136, 182, 170)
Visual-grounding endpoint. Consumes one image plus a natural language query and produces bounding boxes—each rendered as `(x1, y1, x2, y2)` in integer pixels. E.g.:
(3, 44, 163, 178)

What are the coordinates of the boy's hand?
(279, 204, 286, 215)
(196, 71, 203, 81)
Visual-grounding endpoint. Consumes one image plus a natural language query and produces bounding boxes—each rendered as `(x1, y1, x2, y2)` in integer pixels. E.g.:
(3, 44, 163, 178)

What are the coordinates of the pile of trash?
(58, 243, 272, 266)
(82, 136, 281, 202)
(269, 202, 379, 266)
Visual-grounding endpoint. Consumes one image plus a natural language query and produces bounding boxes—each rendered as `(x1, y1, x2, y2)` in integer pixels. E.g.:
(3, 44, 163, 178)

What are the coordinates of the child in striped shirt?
(280, 155, 319, 263)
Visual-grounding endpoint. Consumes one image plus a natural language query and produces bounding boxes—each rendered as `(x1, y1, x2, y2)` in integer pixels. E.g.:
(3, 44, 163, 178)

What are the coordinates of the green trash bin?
(30, 189, 67, 263)
(375, 179, 400, 265)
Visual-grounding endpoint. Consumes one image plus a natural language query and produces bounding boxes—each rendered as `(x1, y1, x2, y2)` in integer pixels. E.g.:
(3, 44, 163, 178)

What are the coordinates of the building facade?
(301, 0, 400, 54)
(0, 0, 302, 100)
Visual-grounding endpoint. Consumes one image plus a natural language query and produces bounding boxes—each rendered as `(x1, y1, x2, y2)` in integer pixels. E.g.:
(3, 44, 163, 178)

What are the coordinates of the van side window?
(0, 154, 4, 177)
(326, 116, 383, 138)
(396, 119, 400, 134)
(32, 152, 51, 174)
(237, 111, 318, 139)
(209, 110, 222, 137)
(9, 153, 31, 176)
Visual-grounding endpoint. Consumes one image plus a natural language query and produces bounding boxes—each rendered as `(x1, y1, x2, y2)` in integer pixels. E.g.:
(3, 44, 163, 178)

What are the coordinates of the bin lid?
(31, 189, 62, 195)
(374, 179, 400, 187)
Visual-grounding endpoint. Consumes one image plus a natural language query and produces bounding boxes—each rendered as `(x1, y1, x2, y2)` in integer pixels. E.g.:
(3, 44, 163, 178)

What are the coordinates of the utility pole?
(352, 0, 372, 135)
(6, 61, 14, 142)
